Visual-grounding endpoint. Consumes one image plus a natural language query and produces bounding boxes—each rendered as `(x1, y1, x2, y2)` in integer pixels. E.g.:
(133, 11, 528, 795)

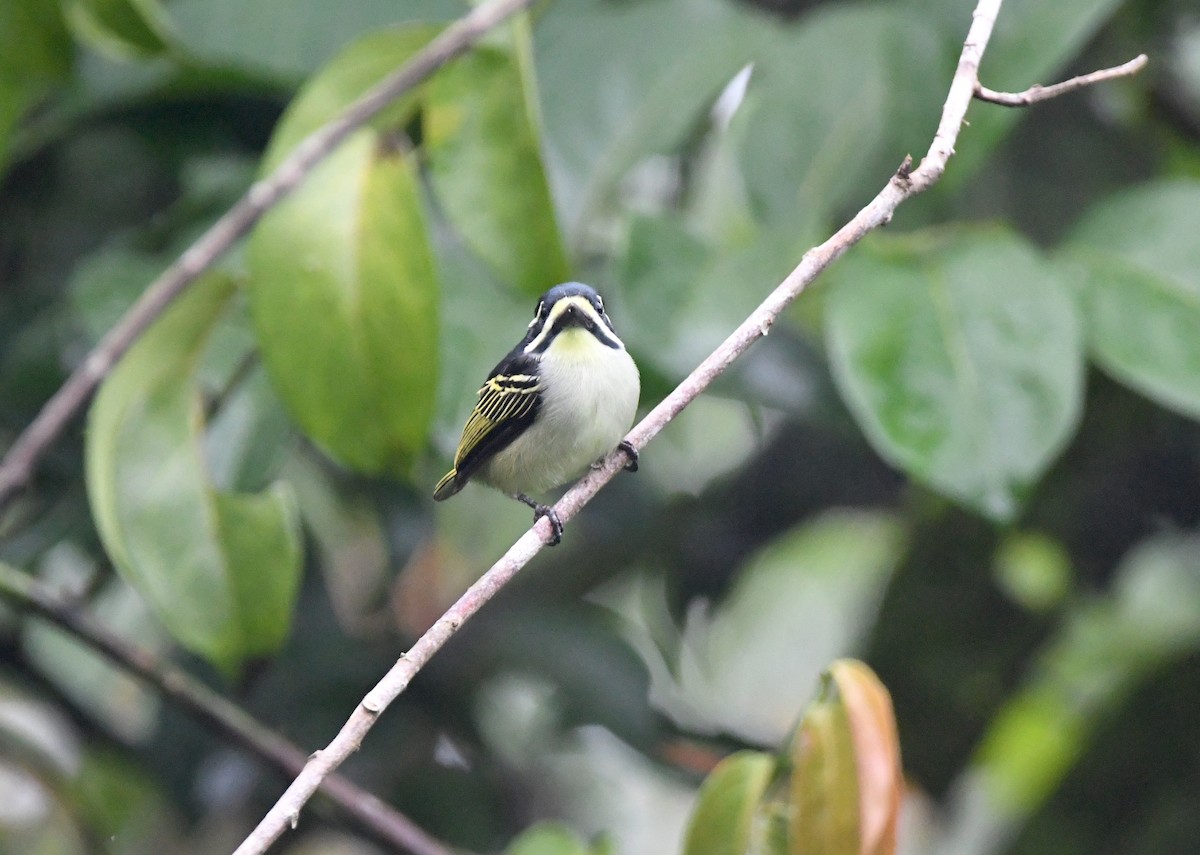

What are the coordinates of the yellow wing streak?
(453, 373, 541, 468)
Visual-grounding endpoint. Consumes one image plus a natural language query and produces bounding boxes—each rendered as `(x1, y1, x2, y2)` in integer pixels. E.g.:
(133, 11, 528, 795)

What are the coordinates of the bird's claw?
(533, 503, 563, 546)
(514, 493, 564, 545)
(618, 440, 639, 473)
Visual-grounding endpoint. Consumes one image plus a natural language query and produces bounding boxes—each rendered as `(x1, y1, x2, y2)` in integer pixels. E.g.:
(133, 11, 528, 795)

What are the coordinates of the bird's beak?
(564, 303, 596, 331)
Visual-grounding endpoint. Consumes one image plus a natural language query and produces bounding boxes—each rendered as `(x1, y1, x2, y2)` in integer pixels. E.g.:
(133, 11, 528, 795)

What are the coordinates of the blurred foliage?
(678, 660, 902, 855)
(1, 0, 1200, 853)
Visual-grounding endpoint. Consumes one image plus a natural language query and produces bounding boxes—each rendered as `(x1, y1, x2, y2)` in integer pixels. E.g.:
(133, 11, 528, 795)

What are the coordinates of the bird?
(433, 282, 640, 545)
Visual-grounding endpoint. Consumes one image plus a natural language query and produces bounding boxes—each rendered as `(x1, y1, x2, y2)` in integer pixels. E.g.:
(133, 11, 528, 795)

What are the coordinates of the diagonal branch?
(0, 562, 453, 855)
(0, 0, 539, 516)
(974, 53, 1148, 106)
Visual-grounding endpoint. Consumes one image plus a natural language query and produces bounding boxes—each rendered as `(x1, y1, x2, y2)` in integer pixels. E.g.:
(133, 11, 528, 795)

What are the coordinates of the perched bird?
(433, 282, 640, 544)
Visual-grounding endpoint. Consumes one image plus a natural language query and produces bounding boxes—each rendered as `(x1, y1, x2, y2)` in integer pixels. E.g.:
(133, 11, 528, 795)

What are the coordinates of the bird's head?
(523, 282, 623, 353)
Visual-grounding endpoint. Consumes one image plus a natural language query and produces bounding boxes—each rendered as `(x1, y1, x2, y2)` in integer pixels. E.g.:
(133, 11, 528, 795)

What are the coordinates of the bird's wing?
(446, 357, 543, 489)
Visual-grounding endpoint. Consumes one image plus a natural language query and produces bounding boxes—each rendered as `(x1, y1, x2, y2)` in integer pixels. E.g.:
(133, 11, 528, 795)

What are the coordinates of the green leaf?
(534, 0, 771, 234)
(249, 28, 441, 475)
(1065, 180, 1200, 420)
(734, 4, 896, 236)
(63, 0, 173, 60)
(825, 228, 1083, 520)
(85, 275, 302, 672)
(424, 33, 570, 296)
(683, 751, 775, 855)
(250, 133, 438, 475)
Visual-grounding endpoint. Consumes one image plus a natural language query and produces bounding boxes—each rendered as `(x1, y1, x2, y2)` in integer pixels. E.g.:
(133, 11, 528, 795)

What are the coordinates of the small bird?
(433, 282, 640, 544)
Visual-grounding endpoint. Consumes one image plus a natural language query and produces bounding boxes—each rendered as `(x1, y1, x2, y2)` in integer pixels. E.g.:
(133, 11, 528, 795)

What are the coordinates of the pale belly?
(481, 331, 640, 496)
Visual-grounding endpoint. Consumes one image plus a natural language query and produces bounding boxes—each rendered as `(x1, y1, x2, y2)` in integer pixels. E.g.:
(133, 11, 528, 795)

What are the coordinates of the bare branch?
(975, 53, 1148, 107)
(0, 0, 539, 515)
(0, 563, 453, 855)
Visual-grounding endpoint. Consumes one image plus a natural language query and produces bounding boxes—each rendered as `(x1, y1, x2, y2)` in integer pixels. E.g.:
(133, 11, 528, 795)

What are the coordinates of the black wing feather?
(432, 351, 542, 500)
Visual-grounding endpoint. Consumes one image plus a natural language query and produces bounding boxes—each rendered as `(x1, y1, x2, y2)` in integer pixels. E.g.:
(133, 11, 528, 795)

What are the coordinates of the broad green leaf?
(249, 29, 442, 476)
(534, 0, 771, 234)
(250, 132, 438, 475)
(1065, 181, 1200, 420)
(825, 229, 1083, 520)
(683, 751, 775, 855)
(63, 0, 172, 60)
(70, 241, 286, 493)
(790, 690, 859, 855)
(169, 0, 457, 81)
(734, 4, 896, 236)
(85, 275, 302, 672)
(425, 36, 570, 296)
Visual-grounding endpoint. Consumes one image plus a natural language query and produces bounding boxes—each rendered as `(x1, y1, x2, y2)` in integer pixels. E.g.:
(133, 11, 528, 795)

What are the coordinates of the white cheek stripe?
(523, 297, 623, 353)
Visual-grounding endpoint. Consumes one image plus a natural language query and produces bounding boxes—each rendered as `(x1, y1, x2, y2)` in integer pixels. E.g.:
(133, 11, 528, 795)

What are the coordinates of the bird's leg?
(514, 493, 563, 546)
(617, 440, 639, 473)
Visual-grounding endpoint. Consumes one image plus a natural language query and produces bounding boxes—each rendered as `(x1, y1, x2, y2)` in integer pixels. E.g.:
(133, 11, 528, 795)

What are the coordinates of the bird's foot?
(516, 493, 563, 546)
(533, 504, 563, 546)
(618, 440, 639, 473)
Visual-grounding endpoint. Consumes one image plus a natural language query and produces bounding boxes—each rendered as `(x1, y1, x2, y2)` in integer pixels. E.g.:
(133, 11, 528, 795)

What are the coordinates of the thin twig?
(231, 0, 1024, 851)
(975, 53, 1148, 106)
(0, 562, 453, 855)
(0, 0, 539, 515)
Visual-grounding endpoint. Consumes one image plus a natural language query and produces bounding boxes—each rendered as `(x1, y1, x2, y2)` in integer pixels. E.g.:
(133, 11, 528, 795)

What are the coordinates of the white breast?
(482, 329, 640, 496)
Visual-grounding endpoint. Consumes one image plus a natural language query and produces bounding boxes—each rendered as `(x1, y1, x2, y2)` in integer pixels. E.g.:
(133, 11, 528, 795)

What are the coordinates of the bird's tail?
(432, 469, 462, 501)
